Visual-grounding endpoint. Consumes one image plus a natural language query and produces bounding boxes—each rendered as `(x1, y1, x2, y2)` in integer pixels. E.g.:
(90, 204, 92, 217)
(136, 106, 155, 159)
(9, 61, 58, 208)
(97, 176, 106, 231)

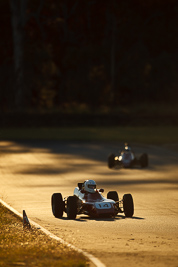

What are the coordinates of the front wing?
(79, 201, 117, 217)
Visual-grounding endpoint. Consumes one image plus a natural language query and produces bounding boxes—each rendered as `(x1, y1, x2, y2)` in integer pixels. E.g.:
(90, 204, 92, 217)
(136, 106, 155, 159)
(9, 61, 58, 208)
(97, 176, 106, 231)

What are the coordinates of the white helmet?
(84, 180, 96, 193)
(124, 143, 131, 151)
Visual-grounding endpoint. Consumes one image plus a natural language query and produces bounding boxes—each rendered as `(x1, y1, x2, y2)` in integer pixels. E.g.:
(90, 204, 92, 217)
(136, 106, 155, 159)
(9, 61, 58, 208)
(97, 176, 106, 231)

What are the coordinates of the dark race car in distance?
(108, 143, 148, 169)
(51, 180, 134, 220)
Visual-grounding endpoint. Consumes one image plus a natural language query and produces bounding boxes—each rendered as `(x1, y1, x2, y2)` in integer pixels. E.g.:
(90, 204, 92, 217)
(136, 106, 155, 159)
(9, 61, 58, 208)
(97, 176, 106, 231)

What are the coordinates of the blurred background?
(1, 0, 178, 127)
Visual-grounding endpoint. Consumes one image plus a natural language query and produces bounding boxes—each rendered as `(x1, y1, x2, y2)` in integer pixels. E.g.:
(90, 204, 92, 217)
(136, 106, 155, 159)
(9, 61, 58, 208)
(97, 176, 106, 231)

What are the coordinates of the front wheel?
(108, 154, 115, 168)
(107, 191, 119, 201)
(51, 193, 64, 218)
(139, 153, 148, 168)
(123, 194, 134, 217)
(67, 196, 77, 219)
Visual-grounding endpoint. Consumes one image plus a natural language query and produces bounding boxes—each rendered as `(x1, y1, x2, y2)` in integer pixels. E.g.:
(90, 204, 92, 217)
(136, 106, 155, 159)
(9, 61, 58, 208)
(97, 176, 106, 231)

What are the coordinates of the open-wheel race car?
(51, 180, 134, 219)
(108, 143, 148, 169)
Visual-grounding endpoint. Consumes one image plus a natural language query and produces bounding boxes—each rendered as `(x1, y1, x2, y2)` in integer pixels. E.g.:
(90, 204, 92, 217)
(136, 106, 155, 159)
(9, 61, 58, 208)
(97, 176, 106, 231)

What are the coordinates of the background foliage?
(0, 0, 178, 113)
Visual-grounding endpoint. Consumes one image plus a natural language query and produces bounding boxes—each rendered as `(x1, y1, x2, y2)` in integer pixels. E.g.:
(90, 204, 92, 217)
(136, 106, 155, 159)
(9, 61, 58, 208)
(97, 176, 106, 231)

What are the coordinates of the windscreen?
(85, 192, 104, 202)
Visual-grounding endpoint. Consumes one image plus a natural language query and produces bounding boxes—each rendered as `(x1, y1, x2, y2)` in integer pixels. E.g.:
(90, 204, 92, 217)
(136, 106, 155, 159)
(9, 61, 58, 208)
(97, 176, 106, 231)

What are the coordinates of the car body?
(51, 183, 134, 219)
(108, 143, 148, 169)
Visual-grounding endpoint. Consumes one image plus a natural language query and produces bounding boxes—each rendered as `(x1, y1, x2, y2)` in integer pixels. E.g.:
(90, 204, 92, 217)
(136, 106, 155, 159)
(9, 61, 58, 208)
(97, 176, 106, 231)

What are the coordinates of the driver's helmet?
(84, 180, 96, 193)
(124, 143, 131, 151)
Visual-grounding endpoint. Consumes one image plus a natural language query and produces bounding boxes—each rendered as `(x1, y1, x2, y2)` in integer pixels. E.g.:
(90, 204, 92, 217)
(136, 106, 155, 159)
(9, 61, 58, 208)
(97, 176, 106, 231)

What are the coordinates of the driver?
(124, 143, 131, 151)
(83, 179, 97, 194)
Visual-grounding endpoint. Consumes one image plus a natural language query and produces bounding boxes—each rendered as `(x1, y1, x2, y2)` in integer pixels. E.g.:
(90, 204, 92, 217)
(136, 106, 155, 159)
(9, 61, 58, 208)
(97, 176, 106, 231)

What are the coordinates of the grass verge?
(0, 203, 87, 267)
(1, 126, 178, 144)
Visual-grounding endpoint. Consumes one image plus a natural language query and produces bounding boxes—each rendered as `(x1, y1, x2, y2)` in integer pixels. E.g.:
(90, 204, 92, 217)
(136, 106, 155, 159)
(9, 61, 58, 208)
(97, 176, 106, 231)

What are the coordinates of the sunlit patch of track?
(0, 141, 178, 266)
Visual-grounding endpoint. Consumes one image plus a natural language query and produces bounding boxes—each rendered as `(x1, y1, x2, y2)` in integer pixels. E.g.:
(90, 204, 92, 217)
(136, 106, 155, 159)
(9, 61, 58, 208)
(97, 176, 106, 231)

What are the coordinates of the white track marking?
(0, 199, 106, 267)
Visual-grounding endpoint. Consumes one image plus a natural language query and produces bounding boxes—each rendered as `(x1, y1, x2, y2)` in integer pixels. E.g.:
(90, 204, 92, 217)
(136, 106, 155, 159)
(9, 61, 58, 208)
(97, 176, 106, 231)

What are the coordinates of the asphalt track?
(0, 141, 178, 267)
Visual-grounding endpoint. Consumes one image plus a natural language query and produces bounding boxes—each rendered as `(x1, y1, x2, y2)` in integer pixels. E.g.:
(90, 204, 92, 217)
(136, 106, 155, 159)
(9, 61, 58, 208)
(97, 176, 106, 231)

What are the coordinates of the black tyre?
(139, 153, 148, 168)
(123, 194, 134, 217)
(107, 191, 119, 201)
(108, 154, 115, 168)
(51, 193, 64, 218)
(67, 196, 77, 219)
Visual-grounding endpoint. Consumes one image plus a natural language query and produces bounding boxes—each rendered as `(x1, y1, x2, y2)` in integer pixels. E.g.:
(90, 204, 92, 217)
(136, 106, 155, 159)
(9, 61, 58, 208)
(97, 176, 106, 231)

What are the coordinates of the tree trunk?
(104, 1, 117, 106)
(110, 13, 117, 105)
(9, 0, 27, 109)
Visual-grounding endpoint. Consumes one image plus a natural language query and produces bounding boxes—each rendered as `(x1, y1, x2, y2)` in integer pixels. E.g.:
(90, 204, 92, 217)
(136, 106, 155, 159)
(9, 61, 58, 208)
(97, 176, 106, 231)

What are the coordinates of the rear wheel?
(123, 194, 134, 217)
(139, 153, 148, 168)
(107, 191, 119, 201)
(51, 193, 64, 218)
(108, 154, 115, 168)
(67, 196, 77, 219)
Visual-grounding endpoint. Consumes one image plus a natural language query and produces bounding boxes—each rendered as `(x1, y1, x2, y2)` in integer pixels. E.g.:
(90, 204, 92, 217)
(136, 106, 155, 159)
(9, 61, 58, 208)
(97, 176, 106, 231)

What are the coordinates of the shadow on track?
(2, 140, 178, 189)
(55, 214, 144, 222)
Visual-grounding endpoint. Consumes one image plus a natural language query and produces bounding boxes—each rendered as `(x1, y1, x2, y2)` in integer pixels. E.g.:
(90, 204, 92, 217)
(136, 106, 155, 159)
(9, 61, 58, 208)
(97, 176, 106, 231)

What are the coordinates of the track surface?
(0, 141, 178, 266)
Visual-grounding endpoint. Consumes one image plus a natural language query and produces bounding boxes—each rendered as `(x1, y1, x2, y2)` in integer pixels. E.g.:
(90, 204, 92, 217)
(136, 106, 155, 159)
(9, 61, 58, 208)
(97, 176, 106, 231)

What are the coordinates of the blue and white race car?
(51, 180, 134, 219)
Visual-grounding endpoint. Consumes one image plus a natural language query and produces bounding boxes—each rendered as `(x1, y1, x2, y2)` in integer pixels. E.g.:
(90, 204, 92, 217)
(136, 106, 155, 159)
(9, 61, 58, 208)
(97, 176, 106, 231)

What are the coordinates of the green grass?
(0, 204, 87, 267)
(24, 102, 178, 116)
(1, 126, 178, 144)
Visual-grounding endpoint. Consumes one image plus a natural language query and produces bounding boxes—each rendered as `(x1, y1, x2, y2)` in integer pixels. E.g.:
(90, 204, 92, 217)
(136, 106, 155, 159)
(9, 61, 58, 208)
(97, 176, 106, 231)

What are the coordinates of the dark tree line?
(0, 0, 178, 112)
